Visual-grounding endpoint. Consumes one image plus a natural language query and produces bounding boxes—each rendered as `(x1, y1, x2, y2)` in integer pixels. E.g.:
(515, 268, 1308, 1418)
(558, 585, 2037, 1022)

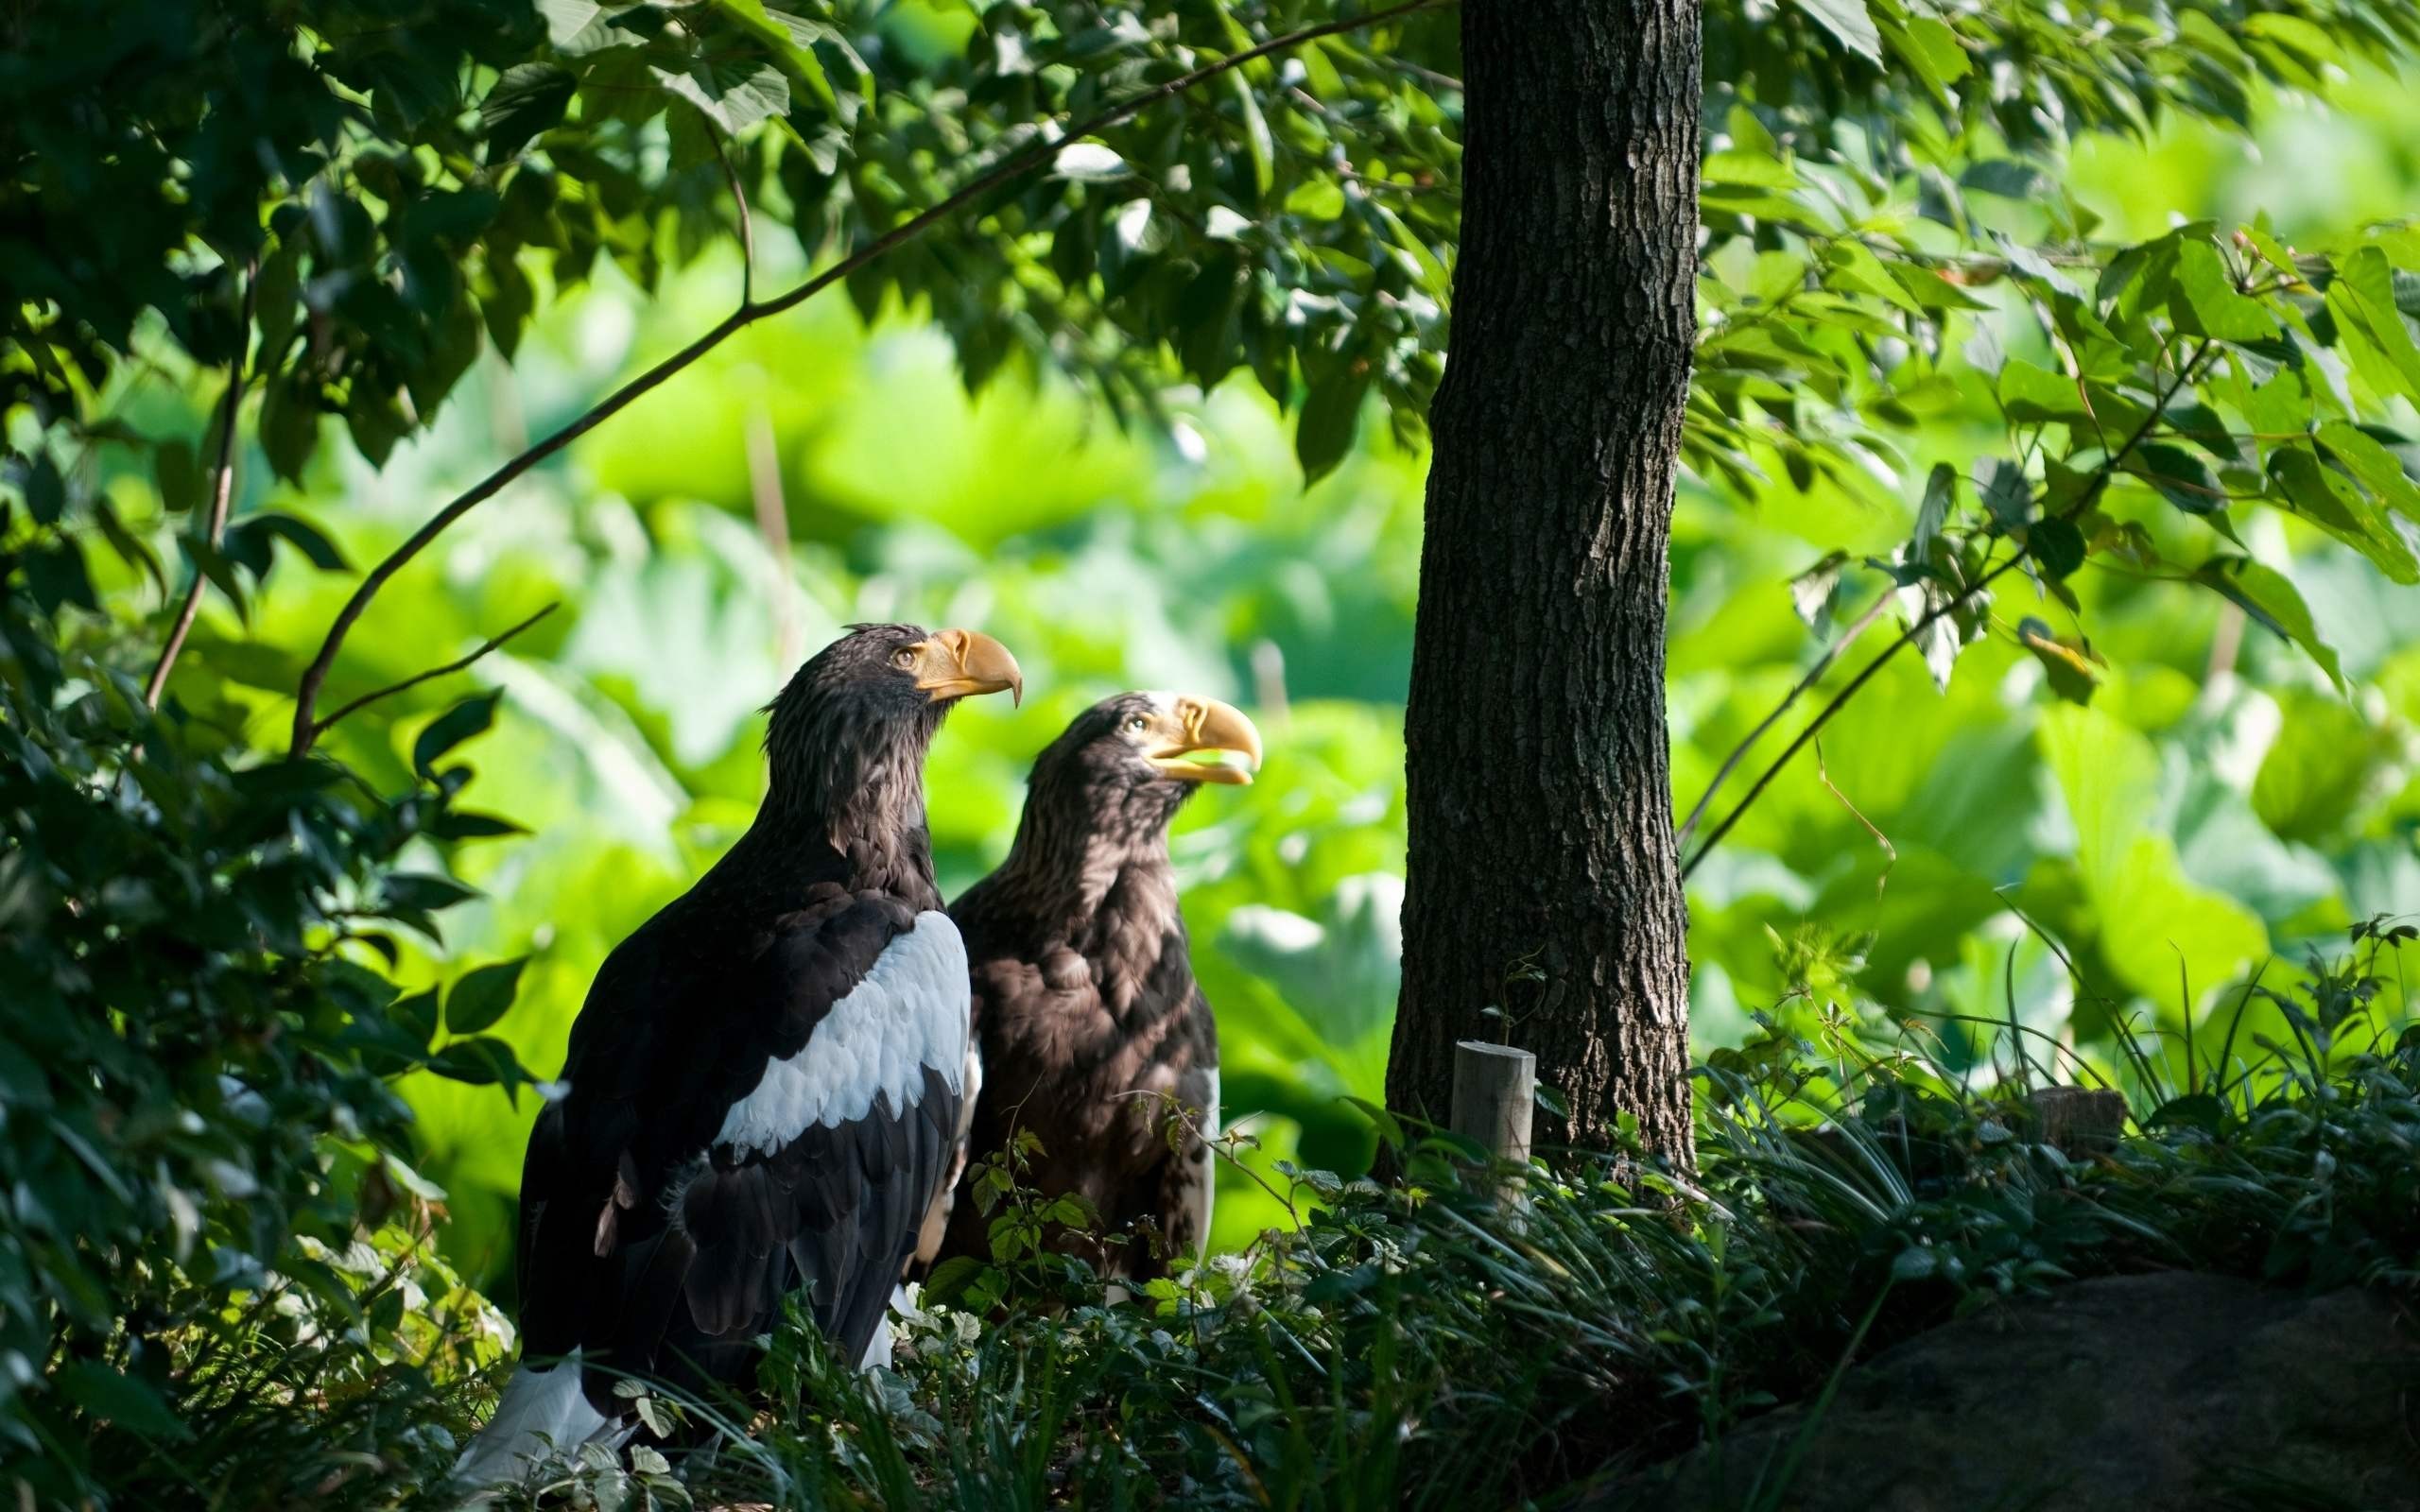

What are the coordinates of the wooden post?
(1452, 1040, 1535, 1201)
(2029, 1086, 2127, 1156)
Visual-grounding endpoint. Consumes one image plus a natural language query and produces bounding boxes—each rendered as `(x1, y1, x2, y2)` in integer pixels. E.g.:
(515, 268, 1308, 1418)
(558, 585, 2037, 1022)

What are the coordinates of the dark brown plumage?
(936, 691, 1261, 1280)
(458, 625, 1019, 1491)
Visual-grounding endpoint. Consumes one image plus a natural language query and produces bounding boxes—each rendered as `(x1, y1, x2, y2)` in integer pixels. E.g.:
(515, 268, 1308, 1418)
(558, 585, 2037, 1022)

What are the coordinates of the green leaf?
(482, 63, 576, 158)
(2027, 516, 2086, 579)
(1229, 71, 1273, 200)
(2327, 247, 2420, 405)
(1913, 463, 1956, 559)
(445, 956, 528, 1036)
(383, 872, 478, 912)
(919, 1255, 989, 1307)
(2017, 616, 2101, 703)
(259, 373, 318, 484)
(413, 690, 503, 780)
(153, 438, 202, 516)
(1975, 456, 2033, 527)
(2172, 241, 2275, 340)
(428, 1036, 526, 1088)
(1997, 360, 2089, 424)
(2191, 557, 2344, 691)
(1297, 367, 1370, 484)
(2132, 442, 2225, 515)
(230, 513, 350, 573)
(2254, 695, 2384, 844)
(2270, 446, 2419, 582)
(1793, 0, 1881, 64)
(2314, 421, 2420, 523)
(56, 1363, 187, 1440)
(654, 57, 788, 135)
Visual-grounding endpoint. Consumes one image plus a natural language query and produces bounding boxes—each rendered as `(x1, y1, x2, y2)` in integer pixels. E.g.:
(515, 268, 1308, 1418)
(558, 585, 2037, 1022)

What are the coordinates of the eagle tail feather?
(451, 1349, 622, 1498)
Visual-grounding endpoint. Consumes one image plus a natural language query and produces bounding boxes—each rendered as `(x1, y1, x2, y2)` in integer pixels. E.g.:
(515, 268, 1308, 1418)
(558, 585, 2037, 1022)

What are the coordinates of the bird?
(453, 624, 1022, 1494)
(934, 691, 1262, 1284)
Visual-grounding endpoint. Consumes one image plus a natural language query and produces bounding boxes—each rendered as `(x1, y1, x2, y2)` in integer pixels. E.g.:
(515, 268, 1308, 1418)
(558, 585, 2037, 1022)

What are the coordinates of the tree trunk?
(1386, 0, 1702, 1161)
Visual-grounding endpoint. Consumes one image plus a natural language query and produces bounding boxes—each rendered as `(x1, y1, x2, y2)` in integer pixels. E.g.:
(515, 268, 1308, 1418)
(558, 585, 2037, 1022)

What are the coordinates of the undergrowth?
(20, 929, 2417, 1508)
(473, 934, 2420, 1512)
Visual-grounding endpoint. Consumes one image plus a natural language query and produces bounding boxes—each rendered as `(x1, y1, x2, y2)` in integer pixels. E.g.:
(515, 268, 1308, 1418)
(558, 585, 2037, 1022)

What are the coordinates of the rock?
(1586, 1273, 2420, 1512)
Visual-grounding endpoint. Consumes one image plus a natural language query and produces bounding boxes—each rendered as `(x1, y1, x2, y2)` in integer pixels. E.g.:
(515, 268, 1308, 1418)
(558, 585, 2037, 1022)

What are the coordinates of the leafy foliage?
(472, 943, 2420, 1509)
(0, 576, 528, 1495)
(9, 0, 2420, 1502)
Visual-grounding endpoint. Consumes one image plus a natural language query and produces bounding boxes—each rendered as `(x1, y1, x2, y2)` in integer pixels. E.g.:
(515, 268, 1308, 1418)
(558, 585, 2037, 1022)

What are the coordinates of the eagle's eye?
(1124, 714, 1150, 734)
(890, 647, 918, 670)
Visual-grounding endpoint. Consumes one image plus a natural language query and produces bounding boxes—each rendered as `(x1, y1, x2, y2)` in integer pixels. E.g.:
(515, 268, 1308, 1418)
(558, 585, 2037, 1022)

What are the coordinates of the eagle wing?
(513, 891, 969, 1412)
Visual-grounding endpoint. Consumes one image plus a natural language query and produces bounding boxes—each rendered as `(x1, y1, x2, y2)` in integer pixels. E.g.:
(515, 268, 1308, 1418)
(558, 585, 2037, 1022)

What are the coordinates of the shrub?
(0, 572, 525, 1504)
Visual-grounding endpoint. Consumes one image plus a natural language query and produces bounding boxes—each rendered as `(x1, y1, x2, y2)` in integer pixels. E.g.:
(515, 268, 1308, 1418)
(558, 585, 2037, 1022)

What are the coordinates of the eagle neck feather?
(751, 694, 943, 902)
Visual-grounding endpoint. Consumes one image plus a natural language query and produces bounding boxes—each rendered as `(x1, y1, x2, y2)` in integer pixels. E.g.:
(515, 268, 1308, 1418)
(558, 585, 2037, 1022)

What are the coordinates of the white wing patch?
(716, 912, 971, 1160)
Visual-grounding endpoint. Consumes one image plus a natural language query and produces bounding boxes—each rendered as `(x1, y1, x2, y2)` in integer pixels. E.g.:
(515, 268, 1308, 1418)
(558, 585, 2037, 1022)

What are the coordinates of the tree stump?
(2029, 1086, 2128, 1156)
(1452, 1040, 1535, 1203)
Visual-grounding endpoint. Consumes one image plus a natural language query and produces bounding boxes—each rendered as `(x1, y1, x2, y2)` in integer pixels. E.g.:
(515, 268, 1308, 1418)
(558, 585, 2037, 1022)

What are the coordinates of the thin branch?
(144, 258, 258, 709)
(1675, 589, 1892, 850)
(285, 0, 1452, 756)
(710, 114, 756, 310)
(306, 602, 558, 743)
(1681, 336, 2219, 878)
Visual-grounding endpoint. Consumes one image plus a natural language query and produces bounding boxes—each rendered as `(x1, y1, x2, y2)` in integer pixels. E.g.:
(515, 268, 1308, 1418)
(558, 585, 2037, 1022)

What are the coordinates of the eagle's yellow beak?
(913, 628, 1024, 705)
(1142, 695, 1263, 784)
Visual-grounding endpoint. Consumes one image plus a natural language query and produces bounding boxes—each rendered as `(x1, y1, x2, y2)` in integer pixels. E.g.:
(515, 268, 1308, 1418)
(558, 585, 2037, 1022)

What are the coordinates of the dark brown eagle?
(455, 625, 1021, 1491)
(935, 691, 1262, 1282)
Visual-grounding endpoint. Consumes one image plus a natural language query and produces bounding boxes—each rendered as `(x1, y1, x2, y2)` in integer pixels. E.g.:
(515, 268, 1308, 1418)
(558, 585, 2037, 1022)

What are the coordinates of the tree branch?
(144, 258, 258, 709)
(285, 0, 1452, 756)
(1680, 336, 2219, 878)
(306, 601, 558, 744)
(1674, 589, 1892, 850)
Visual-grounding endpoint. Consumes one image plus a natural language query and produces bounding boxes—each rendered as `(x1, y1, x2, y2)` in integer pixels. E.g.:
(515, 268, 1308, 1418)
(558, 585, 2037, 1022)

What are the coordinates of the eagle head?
(764, 624, 1022, 822)
(1031, 690, 1263, 833)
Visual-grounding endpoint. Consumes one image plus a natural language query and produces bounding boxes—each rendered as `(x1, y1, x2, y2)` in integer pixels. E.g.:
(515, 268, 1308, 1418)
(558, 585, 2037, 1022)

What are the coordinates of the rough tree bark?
(1386, 0, 1703, 1160)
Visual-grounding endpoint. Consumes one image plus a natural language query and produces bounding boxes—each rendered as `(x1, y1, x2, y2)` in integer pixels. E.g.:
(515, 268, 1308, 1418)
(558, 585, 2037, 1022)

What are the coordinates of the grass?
(60, 940, 2420, 1510)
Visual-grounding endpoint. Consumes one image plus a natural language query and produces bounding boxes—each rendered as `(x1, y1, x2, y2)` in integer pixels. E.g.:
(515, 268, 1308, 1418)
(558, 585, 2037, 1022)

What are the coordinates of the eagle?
(935, 691, 1262, 1283)
(454, 625, 1022, 1492)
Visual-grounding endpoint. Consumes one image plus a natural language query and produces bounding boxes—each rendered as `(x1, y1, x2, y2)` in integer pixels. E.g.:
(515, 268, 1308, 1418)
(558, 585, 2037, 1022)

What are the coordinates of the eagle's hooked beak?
(914, 628, 1025, 706)
(1144, 696, 1263, 784)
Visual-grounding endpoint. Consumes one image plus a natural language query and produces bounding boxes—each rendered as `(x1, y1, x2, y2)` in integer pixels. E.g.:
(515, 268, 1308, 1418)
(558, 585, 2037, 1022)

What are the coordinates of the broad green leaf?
(482, 63, 576, 158)
(1793, 0, 1882, 63)
(2191, 558, 2345, 691)
(1913, 463, 1955, 558)
(2253, 695, 2384, 844)
(1998, 360, 2090, 424)
(1229, 72, 1273, 199)
(1975, 456, 2033, 526)
(2027, 517, 2087, 579)
(2270, 446, 2420, 582)
(2017, 616, 2101, 703)
(2326, 247, 2420, 405)
(2314, 421, 2420, 523)
(1296, 368, 1370, 484)
(2172, 240, 2275, 340)
(2039, 706, 2266, 1002)
(654, 57, 788, 136)
(446, 957, 529, 1036)
(2132, 442, 2225, 515)
(414, 691, 505, 779)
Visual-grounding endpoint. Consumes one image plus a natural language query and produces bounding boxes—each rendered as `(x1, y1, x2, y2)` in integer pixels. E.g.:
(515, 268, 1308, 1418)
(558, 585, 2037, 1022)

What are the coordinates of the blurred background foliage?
(48, 53, 2417, 1283)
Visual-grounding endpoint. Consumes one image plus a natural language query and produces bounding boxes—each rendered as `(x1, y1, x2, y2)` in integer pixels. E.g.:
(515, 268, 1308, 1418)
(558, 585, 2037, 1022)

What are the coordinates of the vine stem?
(1681, 336, 2219, 878)
(1674, 589, 1892, 850)
(145, 258, 258, 709)
(306, 602, 559, 744)
(285, 0, 1452, 756)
